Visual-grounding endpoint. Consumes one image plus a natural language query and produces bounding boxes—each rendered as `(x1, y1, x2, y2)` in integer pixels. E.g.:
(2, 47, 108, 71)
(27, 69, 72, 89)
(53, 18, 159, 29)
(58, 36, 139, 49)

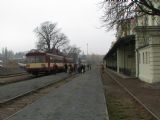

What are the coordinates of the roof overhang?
(104, 35, 135, 59)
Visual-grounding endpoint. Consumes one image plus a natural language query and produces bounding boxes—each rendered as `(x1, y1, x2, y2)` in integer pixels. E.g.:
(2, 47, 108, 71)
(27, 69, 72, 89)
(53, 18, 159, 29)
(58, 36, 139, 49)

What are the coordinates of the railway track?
(0, 74, 34, 86)
(0, 73, 77, 120)
(102, 70, 160, 120)
(0, 72, 28, 78)
(0, 73, 55, 85)
(0, 73, 76, 104)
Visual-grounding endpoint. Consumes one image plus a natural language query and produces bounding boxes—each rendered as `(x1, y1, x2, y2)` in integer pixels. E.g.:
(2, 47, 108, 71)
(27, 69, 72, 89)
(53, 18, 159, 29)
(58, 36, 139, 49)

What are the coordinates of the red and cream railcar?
(25, 50, 73, 75)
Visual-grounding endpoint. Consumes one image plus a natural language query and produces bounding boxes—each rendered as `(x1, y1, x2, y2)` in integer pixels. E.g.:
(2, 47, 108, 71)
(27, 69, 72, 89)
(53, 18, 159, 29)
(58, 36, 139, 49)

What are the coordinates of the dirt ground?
(0, 60, 26, 76)
(101, 71, 157, 120)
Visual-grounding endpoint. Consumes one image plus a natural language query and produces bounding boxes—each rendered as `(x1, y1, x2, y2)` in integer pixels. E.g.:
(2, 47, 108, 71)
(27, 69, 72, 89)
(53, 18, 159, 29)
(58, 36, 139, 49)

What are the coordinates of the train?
(25, 50, 74, 75)
(0, 60, 3, 68)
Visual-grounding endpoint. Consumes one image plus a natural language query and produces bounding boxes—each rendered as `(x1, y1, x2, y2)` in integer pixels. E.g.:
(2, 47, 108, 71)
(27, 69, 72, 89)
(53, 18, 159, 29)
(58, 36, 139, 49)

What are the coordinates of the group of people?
(77, 64, 92, 73)
(64, 63, 91, 74)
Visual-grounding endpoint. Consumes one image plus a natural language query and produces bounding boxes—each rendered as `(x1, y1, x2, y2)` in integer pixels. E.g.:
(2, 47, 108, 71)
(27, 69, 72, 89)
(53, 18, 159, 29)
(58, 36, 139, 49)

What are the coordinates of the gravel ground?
(0, 67, 26, 76)
(105, 68, 160, 119)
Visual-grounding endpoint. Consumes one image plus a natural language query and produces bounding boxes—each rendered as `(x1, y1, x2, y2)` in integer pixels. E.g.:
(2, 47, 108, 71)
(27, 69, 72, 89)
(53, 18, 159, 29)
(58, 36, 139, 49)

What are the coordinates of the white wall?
(150, 45, 160, 82)
(138, 46, 153, 83)
(136, 28, 160, 83)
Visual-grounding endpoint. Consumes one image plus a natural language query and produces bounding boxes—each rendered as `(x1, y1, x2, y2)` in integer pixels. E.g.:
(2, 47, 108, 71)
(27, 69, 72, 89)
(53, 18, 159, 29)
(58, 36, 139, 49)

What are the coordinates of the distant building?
(79, 54, 87, 64)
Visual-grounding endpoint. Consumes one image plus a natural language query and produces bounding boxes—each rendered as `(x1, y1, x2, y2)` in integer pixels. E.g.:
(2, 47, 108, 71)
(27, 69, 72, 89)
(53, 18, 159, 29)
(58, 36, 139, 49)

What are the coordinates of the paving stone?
(5, 69, 109, 120)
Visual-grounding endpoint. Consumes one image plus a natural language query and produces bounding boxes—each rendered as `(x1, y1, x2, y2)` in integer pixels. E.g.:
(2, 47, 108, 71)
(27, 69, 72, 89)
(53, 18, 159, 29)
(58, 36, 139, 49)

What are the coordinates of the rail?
(0, 73, 77, 104)
(0, 72, 28, 78)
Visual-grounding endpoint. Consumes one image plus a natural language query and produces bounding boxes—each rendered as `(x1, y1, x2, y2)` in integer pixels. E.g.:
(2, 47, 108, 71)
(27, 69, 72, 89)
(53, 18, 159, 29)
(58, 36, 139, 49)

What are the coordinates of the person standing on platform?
(64, 64, 68, 73)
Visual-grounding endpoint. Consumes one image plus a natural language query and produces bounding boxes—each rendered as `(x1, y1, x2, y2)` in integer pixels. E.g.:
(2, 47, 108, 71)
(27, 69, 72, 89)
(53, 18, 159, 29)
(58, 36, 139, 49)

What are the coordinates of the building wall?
(116, 18, 136, 39)
(126, 44, 136, 76)
(150, 45, 160, 82)
(138, 45, 160, 83)
(138, 46, 152, 83)
(117, 47, 125, 72)
(135, 26, 160, 83)
(106, 54, 117, 71)
(117, 43, 135, 76)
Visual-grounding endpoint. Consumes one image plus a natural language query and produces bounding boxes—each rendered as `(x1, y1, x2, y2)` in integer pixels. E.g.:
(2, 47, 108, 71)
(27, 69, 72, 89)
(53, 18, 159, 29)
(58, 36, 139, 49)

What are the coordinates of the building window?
(156, 16, 160, 26)
(143, 52, 145, 64)
(144, 15, 148, 26)
(146, 52, 147, 64)
(152, 16, 155, 26)
(139, 53, 141, 64)
(148, 52, 150, 64)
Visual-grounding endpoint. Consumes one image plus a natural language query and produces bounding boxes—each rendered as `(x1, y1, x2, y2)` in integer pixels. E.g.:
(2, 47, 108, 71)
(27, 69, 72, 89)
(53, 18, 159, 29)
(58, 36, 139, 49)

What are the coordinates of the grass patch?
(107, 96, 135, 120)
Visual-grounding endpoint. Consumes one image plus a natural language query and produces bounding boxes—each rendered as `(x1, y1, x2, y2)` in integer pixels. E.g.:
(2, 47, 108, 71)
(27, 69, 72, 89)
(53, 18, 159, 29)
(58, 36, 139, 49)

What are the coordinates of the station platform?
(5, 68, 109, 120)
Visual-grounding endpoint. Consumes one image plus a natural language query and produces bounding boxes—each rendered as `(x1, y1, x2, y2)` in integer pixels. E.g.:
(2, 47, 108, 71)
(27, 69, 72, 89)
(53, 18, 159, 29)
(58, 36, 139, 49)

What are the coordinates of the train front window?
(27, 56, 35, 63)
(27, 55, 45, 63)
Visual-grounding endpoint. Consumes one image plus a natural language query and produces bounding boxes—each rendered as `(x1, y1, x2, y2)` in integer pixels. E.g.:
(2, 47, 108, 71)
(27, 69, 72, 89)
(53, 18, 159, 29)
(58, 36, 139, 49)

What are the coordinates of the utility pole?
(87, 43, 88, 56)
(86, 43, 88, 64)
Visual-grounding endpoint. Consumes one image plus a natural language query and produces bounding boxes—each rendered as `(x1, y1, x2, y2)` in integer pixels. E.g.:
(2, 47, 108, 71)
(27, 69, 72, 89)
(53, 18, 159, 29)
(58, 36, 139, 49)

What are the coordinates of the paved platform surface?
(0, 73, 68, 103)
(5, 68, 108, 120)
(105, 68, 160, 119)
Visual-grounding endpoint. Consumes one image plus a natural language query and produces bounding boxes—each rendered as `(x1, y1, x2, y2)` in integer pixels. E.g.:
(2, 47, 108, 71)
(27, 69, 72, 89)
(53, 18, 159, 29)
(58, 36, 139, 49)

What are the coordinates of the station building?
(104, 2, 160, 83)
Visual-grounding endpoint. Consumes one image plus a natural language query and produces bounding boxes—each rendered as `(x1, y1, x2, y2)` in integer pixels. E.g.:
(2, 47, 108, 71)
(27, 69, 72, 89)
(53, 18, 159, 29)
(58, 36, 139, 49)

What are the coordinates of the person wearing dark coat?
(81, 64, 86, 73)
(64, 64, 68, 73)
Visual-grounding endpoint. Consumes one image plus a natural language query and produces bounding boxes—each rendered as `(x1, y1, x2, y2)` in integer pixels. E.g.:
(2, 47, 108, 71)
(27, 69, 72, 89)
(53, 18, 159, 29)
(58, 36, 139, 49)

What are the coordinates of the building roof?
(104, 35, 135, 59)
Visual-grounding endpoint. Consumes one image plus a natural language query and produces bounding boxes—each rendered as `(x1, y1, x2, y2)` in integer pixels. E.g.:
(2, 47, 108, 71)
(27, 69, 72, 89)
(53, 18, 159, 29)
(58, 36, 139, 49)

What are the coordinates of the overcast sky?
(0, 0, 115, 55)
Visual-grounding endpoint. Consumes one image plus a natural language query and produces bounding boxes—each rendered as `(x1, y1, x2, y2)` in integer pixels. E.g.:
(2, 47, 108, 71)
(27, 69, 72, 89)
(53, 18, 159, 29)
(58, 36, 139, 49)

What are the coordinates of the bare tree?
(35, 21, 70, 53)
(1, 47, 14, 65)
(62, 45, 81, 56)
(62, 45, 81, 62)
(101, 0, 160, 30)
(54, 33, 69, 50)
(34, 21, 60, 52)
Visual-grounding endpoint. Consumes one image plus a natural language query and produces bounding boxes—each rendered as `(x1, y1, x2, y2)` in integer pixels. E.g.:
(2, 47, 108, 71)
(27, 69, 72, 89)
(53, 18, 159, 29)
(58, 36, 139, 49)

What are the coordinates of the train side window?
(35, 56, 45, 63)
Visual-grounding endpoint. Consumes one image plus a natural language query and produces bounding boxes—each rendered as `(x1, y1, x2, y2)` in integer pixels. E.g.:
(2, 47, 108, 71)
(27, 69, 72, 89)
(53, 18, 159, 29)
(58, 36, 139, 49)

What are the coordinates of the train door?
(46, 55, 50, 72)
